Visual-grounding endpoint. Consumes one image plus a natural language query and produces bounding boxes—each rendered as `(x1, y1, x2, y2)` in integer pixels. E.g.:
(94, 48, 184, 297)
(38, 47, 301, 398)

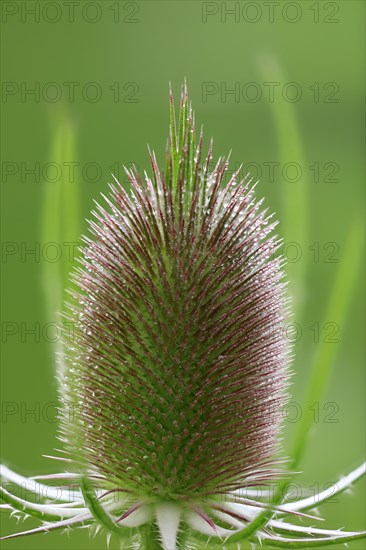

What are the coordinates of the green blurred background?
(1, 1, 364, 548)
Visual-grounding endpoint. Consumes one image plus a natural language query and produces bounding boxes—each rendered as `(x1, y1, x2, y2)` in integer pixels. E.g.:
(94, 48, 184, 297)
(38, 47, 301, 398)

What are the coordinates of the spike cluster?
(60, 83, 289, 503)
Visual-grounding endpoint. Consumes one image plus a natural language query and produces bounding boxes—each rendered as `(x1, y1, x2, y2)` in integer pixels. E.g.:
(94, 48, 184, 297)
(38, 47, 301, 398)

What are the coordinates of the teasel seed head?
(60, 82, 290, 514)
(2, 83, 364, 550)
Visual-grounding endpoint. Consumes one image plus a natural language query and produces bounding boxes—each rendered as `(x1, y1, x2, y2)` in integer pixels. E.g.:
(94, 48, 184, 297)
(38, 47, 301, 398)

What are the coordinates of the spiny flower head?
(61, 82, 289, 505)
(2, 84, 364, 550)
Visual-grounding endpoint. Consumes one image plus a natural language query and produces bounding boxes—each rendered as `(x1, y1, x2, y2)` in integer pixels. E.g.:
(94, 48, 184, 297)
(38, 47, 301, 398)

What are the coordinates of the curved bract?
(1, 84, 365, 549)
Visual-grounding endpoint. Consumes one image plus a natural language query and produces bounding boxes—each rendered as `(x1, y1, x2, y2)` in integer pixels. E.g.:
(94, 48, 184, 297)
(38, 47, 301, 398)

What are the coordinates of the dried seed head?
(60, 84, 290, 503)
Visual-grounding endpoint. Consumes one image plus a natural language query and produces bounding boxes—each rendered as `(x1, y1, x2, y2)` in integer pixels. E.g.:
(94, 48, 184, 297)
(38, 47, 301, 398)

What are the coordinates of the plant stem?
(139, 523, 164, 550)
(258, 55, 308, 322)
(291, 217, 363, 470)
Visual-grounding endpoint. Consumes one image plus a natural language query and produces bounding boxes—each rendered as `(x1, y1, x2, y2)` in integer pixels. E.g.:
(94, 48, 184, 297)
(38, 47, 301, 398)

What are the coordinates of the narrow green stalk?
(258, 56, 308, 321)
(291, 217, 363, 469)
(41, 111, 80, 320)
(259, 53, 362, 482)
(41, 125, 63, 318)
(139, 523, 164, 550)
(59, 117, 80, 304)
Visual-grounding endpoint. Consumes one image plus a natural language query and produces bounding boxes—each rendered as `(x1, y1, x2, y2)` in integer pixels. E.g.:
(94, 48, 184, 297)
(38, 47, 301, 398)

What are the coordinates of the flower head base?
(1, 84, 365, 550)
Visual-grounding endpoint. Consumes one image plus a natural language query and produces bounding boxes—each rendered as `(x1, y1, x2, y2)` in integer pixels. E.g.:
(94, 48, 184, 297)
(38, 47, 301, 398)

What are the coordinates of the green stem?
(139, 522, 164, 550)
(291, 217, 363, 470)
(42, 111, 81, 321)
(258, 55, 308, 322)
(139, 518, 189, 549)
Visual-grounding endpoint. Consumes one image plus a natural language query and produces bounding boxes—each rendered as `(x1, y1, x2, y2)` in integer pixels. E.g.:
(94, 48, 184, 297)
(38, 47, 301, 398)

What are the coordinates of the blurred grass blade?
(258, 56, 308, 320)
(291, 218, 363, 469)
(59, 118, 80, 304)
(41, 113, 80, 321)
(41, 125, 62, 319)
(258, 54, 362, 485)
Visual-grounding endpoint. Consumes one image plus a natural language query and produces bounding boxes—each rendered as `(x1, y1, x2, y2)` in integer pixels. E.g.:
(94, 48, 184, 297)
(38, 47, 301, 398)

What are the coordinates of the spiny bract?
(61, 83, 289, 505)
